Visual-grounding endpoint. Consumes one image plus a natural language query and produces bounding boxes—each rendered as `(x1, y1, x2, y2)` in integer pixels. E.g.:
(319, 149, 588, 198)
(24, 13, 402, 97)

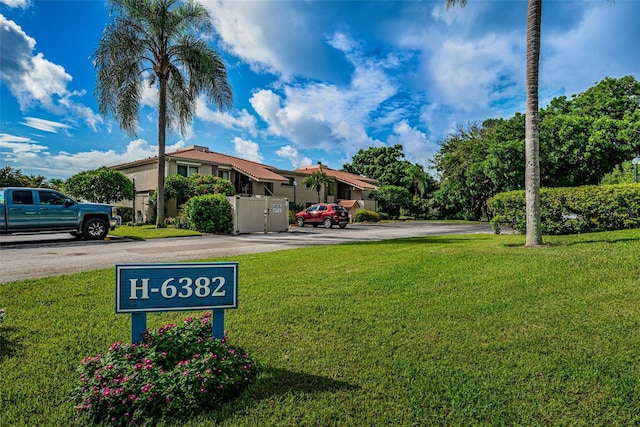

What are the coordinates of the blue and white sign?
(116, 262, 238, 313)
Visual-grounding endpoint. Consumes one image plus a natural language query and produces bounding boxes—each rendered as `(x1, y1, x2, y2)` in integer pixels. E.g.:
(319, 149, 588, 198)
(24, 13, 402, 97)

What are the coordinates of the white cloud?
(20, 117, 71, 133)
(195, 99, 258, 136)
(387, 121, 440, 171)
(0, 0, 29, 9)
(276, 145, 312, 169)
(0, 15, 102, 129)
(249, 32, 397, 158)
(0, 136, 186, 179)
(232, 137, 263, 163)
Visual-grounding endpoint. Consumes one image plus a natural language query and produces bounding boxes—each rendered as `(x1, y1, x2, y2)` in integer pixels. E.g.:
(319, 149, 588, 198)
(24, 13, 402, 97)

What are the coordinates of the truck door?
(37, 190, 77, 228)
(7, 189, 39, 230)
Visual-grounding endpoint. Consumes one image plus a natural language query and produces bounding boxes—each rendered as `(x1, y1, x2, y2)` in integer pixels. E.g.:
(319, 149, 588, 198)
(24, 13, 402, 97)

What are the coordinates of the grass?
(1, 228, 640, 426)
(109, 224, 201, 239)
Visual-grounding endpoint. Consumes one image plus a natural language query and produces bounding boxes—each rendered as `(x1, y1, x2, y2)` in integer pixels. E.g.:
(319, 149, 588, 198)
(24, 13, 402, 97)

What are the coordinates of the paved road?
(0, 222, 494, 284)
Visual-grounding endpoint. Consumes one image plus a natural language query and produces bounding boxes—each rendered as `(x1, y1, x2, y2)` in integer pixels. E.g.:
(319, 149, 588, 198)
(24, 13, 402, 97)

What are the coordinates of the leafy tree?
(303, 171, 332, 203)
(65, 167, 134, 203)
(189, 174, 235, 197)
(165, 174, 191, 203)
(343, 144, 412, 187)
(0, 166, 29, 187)
(94, 0, 232, 228)
(370, 185, 412, 219)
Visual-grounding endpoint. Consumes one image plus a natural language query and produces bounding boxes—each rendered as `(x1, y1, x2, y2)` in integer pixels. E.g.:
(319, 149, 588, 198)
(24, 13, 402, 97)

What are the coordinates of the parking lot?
(0, 222, 494, 284)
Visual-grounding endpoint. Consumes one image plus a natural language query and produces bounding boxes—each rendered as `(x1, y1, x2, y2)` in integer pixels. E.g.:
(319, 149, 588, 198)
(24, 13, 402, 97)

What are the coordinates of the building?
(111, 145, 378, 222)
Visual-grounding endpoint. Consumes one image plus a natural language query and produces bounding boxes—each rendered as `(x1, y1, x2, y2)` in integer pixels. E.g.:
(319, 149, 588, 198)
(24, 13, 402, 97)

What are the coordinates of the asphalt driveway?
(0, 221, 495, 284)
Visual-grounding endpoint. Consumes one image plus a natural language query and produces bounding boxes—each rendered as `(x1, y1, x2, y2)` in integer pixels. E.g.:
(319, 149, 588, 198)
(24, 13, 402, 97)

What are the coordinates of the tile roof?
(294, 164, 379, 190)
(168, 147, 289, 182)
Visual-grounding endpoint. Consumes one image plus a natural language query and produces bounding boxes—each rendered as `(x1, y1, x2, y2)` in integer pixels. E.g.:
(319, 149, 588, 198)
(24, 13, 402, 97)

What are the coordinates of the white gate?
(227, 196, 289, 234)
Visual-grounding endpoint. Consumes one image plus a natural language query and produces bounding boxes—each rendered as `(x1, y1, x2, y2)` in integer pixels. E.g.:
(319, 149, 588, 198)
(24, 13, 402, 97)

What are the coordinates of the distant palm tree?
(94, 0, 232, 227)
(303, 171, 331, 203)
(402, 163, 434, 198)
(446, 0, 543, 245)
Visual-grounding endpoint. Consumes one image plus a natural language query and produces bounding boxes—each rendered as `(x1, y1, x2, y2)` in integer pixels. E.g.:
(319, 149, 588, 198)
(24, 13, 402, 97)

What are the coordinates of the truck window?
(12, 190, 34, 205)
(39, 190, 67, 205)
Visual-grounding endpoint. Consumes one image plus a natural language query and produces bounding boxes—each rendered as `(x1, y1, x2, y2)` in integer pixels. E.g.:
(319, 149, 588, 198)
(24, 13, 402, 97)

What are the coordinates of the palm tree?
(402, 163, 435, 198)
(303, 171, 331, 203)
(446, 0, 543, 246)
(94, 0, 232, 227)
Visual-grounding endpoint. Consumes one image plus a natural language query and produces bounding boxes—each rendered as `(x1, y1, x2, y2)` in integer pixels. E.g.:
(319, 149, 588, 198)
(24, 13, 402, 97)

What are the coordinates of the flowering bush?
(74, 312, 257, 426)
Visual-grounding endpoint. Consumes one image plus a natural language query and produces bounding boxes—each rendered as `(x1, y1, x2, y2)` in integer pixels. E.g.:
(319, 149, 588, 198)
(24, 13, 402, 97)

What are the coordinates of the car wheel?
(83, 218, 109, 240)
(339, 223, 347, 229)
(296, 217, 305, 227)
(323, 218, 333, 228)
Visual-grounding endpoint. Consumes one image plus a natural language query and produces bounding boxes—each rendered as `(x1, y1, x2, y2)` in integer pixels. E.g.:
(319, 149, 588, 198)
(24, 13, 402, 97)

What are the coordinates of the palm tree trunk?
(525, 0, 543, 246)
(156, 77, 168, 228)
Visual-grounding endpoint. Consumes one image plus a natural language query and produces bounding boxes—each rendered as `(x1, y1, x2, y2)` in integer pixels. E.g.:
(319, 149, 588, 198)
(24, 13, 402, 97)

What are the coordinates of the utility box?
(228, 196, 289, 234)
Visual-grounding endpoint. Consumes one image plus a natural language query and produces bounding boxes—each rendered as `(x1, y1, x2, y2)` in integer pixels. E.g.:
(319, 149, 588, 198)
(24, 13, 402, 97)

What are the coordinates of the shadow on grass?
(0, 327, 22, 362)
(249, 367, 358, 400)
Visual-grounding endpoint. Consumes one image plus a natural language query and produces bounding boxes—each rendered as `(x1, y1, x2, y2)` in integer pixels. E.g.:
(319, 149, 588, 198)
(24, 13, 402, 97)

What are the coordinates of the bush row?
(354, 209, 380, 223)
(488, 184, 640, 235)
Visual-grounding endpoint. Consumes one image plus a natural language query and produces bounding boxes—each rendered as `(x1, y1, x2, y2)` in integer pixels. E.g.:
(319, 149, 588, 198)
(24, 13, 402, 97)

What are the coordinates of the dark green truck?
(0, 187, 120, 240)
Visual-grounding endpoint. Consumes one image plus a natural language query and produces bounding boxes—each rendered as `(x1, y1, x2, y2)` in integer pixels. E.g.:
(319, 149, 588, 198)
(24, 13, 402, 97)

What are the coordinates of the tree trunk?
(156, 77, 168, 228)
(525, 0, 543, 246)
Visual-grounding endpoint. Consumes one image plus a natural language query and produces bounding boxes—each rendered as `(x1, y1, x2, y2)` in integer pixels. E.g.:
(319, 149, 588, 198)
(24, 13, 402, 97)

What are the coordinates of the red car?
(295, 203, 349, 229)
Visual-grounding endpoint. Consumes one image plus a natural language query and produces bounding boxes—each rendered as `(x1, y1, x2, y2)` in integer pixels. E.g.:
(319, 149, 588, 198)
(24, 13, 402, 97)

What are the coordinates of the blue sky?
(1, 0, 638, 180)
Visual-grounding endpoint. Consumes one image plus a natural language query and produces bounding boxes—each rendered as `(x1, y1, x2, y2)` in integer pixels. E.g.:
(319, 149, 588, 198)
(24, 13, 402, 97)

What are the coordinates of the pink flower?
(106, 365, 114, 370)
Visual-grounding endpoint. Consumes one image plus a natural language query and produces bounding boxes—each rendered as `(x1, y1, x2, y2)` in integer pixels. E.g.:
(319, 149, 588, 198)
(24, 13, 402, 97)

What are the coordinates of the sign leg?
(212, 309, 224, 339)
(132, 312, 147, 344)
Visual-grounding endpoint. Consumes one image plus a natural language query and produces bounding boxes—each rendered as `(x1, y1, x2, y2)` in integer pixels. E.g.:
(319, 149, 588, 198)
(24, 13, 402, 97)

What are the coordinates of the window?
(39, 191, 67, 205)
(318, 205, 327, 211)
(12, 190, 33, 205)
(264, 182, 274, 196)
(218, 170, 230, 180)
(281, 176, 295, 186)
(177, 165, 199, 177)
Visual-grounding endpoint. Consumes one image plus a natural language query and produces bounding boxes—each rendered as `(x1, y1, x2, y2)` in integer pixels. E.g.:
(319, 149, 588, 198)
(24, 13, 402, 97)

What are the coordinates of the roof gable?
(294, 164, 378, 190)
(168, 147, 288, 182)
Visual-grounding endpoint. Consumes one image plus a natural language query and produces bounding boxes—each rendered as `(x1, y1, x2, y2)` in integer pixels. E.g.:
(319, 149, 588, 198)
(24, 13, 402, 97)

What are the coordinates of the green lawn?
(109, 224, 201, 239)
(1, 229, 639, 426)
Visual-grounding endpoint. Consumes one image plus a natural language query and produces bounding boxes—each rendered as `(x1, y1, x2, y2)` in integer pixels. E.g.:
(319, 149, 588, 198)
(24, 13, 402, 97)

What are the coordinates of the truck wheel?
(83, 218, 109, 240)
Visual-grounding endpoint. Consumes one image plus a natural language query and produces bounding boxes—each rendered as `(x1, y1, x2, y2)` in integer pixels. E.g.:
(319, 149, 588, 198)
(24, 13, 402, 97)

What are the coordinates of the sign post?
(116, 262, 238, 343)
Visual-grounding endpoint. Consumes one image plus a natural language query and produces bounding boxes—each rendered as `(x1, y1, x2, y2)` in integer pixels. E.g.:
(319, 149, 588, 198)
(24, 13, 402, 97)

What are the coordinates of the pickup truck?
(0, 187, 119, 240)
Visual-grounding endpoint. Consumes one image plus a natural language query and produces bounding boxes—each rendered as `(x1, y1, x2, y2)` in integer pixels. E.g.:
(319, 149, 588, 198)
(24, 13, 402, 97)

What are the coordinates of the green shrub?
(0, 308, 5, 328)
(488, 184, 640, 235)
(183, 194, 233, 234)
(354, 209, 380, 223)
(116, 206, 133, 224)
(74, 312, 257, 426)
(173, 215, 192, 230)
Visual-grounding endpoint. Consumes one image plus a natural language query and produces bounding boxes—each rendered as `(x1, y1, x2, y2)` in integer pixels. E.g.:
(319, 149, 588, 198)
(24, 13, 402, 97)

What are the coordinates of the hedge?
(488, 184, 640, 235)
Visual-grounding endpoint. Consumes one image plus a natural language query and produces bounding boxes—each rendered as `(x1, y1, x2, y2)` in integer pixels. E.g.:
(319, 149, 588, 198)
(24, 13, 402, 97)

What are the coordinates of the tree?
(402, 163, 436, 198)
(447, 0, 543, 245)
(370, 185, 412, 219)
(303, 171, 331, 203)
(343, 144, 411, 187)
(94, 0, 232, 228)
(65, 167, 134, 203)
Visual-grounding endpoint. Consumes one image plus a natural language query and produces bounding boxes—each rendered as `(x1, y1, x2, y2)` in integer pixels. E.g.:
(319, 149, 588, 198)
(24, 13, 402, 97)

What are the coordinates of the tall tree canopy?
(342, 144, 412, 187)
(94, 0, 232, 227)
(431, 76, 640, 221)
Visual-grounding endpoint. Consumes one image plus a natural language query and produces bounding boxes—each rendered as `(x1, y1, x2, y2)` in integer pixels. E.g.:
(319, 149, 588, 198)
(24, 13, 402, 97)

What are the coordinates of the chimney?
(193, 145, 209, 152)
